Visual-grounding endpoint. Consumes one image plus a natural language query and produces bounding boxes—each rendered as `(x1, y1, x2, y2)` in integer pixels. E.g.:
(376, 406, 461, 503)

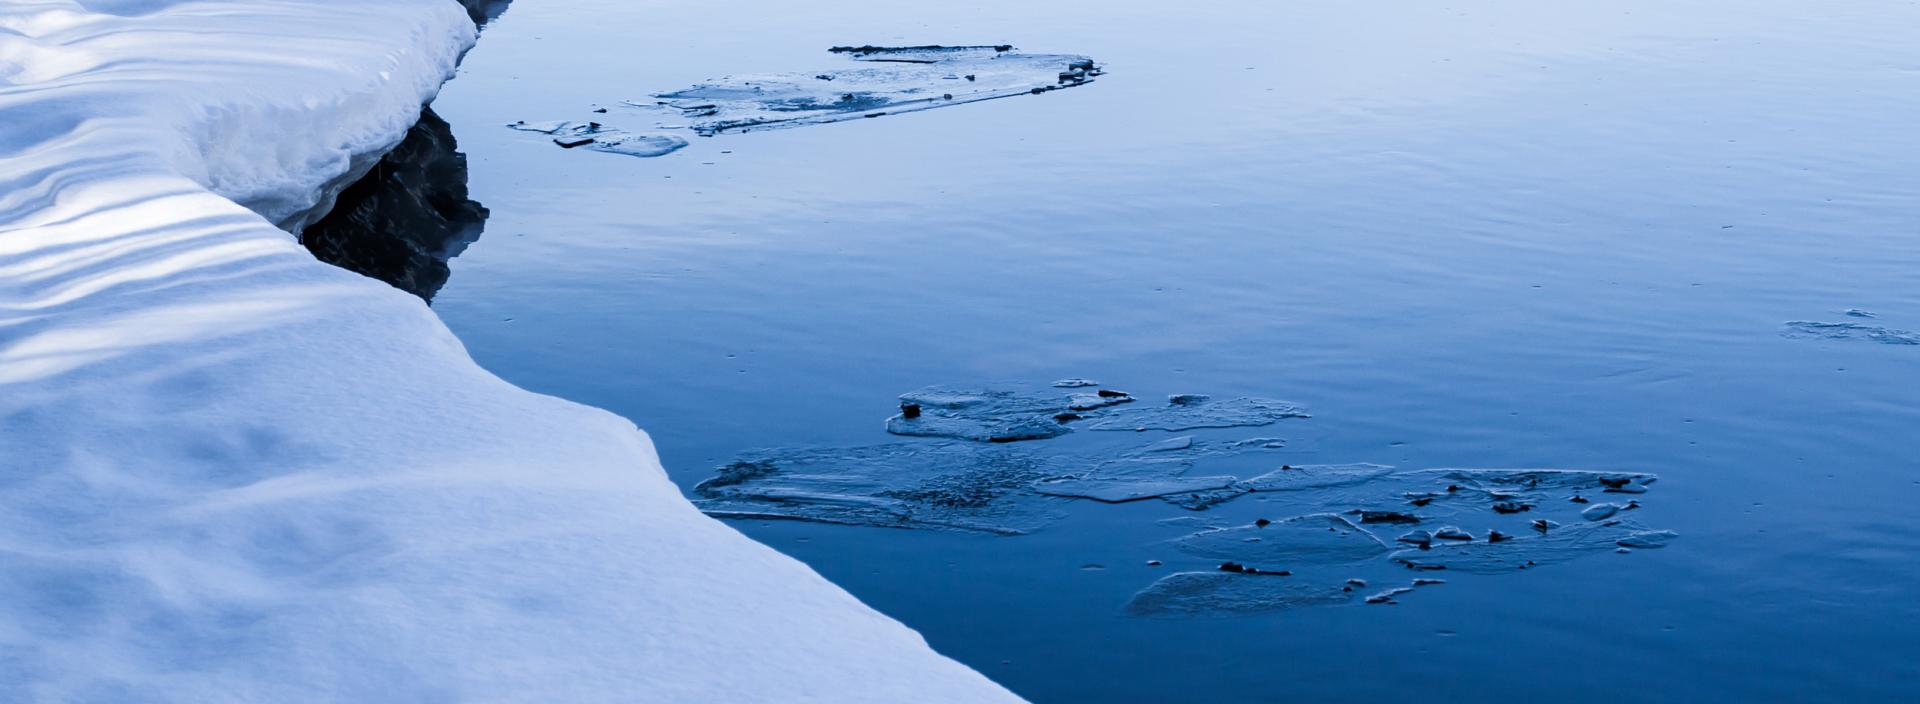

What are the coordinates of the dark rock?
(301, 107, 488, 302)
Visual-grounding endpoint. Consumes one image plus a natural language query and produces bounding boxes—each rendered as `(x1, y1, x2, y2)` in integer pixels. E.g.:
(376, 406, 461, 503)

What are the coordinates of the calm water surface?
(425, 1, 1920, 700)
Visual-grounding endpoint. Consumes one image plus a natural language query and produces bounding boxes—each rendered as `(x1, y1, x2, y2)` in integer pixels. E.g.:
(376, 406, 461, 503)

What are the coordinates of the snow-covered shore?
(0, 1, 1019, 701)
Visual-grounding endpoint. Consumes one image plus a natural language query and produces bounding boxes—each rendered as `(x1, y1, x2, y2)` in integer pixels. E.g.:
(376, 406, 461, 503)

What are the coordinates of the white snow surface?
(0, 1, 1020, 701)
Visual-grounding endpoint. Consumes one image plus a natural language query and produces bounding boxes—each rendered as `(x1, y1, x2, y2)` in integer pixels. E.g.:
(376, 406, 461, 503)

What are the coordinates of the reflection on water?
(301, 107, 487, 301)
(460, 0, 513, 28)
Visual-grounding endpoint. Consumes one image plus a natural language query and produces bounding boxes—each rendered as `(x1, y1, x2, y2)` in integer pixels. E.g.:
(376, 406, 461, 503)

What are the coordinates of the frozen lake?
(369, 0, 1920, 700)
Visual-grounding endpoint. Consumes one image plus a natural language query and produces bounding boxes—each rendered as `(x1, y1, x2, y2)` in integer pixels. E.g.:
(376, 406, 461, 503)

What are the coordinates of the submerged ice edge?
(504, 44, 1103, 155)
(0, 1, 1022, 701)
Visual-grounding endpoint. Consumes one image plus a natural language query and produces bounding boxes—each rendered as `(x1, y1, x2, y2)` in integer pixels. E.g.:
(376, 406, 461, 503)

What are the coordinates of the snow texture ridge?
(0, 1, 1020, 701)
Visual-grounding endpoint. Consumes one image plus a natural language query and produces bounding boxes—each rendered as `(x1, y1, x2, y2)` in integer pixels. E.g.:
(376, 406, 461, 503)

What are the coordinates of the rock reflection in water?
(301, 107, 487, 302)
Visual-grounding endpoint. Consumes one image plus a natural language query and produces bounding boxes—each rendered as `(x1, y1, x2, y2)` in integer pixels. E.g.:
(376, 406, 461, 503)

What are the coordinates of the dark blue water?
(424, 1, 1920, 700)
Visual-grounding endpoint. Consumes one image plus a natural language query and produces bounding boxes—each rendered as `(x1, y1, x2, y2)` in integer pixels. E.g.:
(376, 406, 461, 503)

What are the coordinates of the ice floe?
(1086, 395, 1311, 432)
(650, 45, 1101, 136)
(1390, 519, 1652, 573)
(507, 44, 1103, 156)
(699, 381, 1676, 617)
(506, 119, 689, 157)
(1175, 514, 1393, 565)
(694, 443, 1069, 535)
(886, 384, 1081, 442)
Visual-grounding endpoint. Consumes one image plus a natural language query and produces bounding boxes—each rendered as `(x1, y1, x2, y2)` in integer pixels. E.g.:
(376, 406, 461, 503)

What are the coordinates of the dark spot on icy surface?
(1782, 321, 1920, 345)
(507, 44, 1102, 152)
(303, 107, 486, 302)
(695, 381, 1676, 614)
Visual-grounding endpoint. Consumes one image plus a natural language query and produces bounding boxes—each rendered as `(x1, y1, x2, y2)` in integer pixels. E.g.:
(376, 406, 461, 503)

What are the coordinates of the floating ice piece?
(1783, 321, 1920, 345)
(1067, 390, 1134, 411)
(505, 120, 688, 158)
(693, 443, 1066, 534)
(1390, 520, 1654, 573)
(1086, 396, 1310, 432)
(886, 385, 1077, 442)
(1031, 454, 1240, 508)
(1432, 526, 1474, 541)
(1175, 514, 1391, 565)
(1582, 502, 1626, 521)
(645, 45, 1103, 136)
(1052, 378, 1101, 388)
(1241, 463, 1395, 492)
(1365, 587, 1414, 604)
(589, 133, 690, 157)
(1125, 572, 1351, 617)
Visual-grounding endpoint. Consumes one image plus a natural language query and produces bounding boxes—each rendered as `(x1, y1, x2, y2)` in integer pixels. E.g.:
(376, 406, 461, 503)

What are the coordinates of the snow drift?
(0, 1, 1019, 701)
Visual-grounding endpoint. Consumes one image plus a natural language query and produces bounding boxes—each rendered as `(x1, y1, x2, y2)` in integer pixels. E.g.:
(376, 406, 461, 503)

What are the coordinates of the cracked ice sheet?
(1174, 514, 1393, 566)
(1086, 395, 1311, 432)
(648, 45, 1102, 136)
(1029, 437, 1292, 508)
(1390, 519, 1673, 573)
(508, 45, 1102, 155)
(1126, 572, 1352, 617)
(885, 384, 1091, 442)
(692, 442, 1071, 535)
(881, 385, 1308, 442)
(1141, 468, 1678, 615)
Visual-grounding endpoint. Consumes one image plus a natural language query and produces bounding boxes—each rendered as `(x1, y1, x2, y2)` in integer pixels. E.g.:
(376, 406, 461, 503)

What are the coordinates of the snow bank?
(0, 1, 1020, 701)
